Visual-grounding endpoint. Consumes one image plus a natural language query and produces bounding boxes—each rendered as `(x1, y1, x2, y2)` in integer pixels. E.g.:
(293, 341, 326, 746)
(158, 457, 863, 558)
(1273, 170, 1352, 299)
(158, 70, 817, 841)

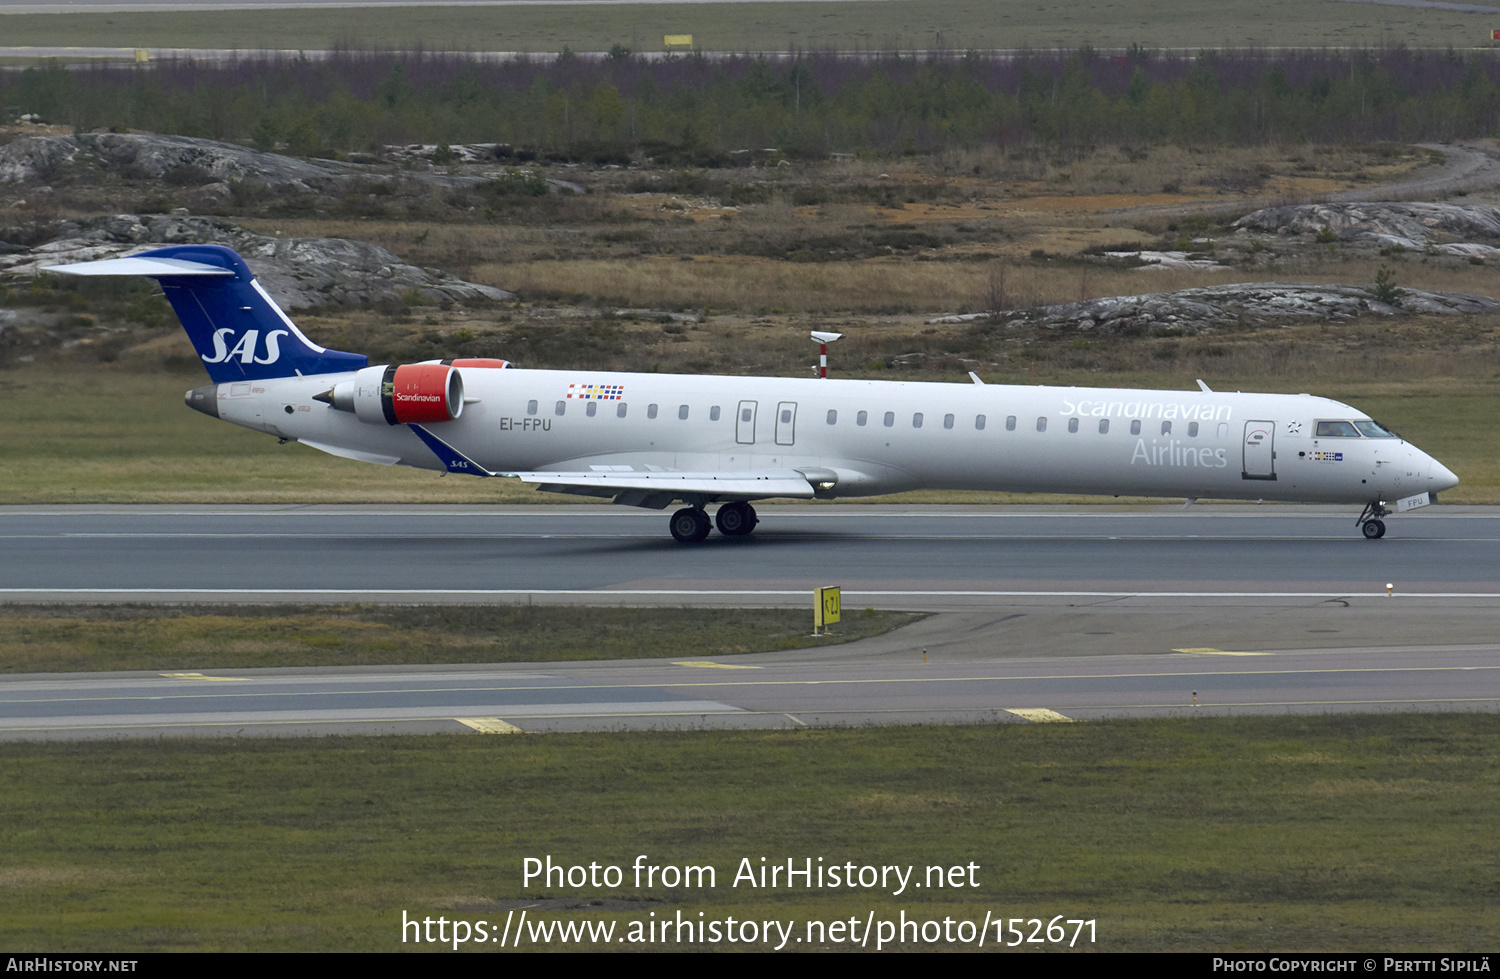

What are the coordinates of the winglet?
(1196, 379, 1213, 393)
(407, 423, 502, 477)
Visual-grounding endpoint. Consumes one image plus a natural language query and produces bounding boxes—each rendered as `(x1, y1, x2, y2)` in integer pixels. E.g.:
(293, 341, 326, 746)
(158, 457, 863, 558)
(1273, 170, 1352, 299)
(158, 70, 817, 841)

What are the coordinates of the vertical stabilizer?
(46, 244, 367, 382)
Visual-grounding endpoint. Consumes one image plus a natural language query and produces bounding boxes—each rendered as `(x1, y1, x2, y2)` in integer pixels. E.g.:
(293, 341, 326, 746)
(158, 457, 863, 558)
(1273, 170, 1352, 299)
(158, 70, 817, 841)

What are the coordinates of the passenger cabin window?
(527, 400, 538, 415)
(1130, 420, 1141, 435)
(975, 414, 986, 430)
(1067, 417, 1079, 433)
(1006, 416, 1017, 431)
(943, 413, 955, 430)
(884, 411, 895, 428)
(586, 401, 597, 417)
(710, 406, 721, 421)
(648, 404, 659, 419)
(781, 408, 792, 424)
(827, 410, 837, 425)
(1161, 421, 1172, 436)
(1217, 422, 1228, 438)
(555, 400, 566, 416)
(1099, 419, 1109, 434)
(857, 411, 868, 427)
(679, 405, 690, 420)
(912, 412, 923, 429)
(1036, 417, 1047, 432)
(1188, 421, 1199, 437)
(740, 407, 752, 423)
(1354, 420, 1397, 438)
(1317, 421, 1361, 437)
(617, 403, 628, 418)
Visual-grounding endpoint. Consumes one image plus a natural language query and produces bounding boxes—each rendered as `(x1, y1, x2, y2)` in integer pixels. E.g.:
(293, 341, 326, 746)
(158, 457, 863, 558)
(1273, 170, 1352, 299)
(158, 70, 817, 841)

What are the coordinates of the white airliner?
(50, 245, 1459, 542)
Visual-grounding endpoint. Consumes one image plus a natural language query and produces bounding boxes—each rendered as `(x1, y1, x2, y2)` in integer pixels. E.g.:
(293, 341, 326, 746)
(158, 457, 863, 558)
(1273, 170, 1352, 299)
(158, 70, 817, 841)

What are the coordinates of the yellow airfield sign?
(814, 586, 841, 634)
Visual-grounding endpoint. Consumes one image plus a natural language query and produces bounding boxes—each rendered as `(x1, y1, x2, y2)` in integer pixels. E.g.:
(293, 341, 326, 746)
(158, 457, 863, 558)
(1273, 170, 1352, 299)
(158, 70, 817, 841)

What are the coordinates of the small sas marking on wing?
(567, 383, 625, 400)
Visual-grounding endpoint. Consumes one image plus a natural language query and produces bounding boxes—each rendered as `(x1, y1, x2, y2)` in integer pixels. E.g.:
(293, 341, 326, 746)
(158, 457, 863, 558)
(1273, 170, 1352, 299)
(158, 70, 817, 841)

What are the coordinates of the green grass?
(3, 366, 1495, 503)
(0, 0, 1487, 53)
(0, 604, 920, 674)
(1, 714, 1497, 950)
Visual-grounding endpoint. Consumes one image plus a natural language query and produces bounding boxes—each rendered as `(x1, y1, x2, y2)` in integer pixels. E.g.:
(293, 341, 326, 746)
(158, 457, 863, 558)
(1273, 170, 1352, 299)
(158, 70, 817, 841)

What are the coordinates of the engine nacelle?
(441, 358, 510, 370)
(318, 363, 465, 425)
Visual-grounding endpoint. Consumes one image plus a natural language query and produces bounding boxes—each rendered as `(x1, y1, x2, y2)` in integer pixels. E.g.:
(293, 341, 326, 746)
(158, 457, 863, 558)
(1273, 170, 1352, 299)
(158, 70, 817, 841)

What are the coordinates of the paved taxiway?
(2, 504, 1496, 738)
(4, 643, 1498, 740)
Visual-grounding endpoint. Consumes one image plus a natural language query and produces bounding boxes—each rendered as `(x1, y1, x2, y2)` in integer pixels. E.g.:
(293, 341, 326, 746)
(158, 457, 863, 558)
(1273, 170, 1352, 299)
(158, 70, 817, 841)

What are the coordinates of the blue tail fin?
(48, 244, 367, 382)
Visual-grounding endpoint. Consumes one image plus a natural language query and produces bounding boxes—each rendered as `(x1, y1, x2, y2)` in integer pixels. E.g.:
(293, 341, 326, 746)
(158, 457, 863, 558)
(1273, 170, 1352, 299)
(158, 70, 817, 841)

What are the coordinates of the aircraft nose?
(1429, 458, 1460, 494)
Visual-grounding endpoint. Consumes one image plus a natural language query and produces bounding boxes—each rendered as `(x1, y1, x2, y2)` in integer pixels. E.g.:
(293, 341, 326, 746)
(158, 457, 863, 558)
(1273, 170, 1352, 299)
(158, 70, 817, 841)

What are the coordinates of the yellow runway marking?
(455, 717, 524, 734)
(1173, 647, 1268, 656)
(674, 661, 760, 669)
(1006, 708, 1075, 723)
(159, 672, 249, 681)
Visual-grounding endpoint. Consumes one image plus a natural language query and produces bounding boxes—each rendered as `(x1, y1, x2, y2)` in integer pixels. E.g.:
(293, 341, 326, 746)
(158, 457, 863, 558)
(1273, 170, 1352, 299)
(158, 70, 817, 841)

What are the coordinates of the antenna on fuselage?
(811, 331, 843, 378)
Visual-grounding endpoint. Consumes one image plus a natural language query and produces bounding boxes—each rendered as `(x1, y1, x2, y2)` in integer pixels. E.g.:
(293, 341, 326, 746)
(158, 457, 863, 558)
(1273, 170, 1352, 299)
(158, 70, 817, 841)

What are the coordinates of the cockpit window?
(1353, 420, 1397, 438)
(1316, 421, 1361, 437)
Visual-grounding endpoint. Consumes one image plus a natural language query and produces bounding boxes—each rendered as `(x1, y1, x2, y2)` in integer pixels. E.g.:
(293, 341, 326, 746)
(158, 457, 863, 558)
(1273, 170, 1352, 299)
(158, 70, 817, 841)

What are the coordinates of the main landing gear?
(1356, 501, 1390, 540)
(669, 503, 758, 543)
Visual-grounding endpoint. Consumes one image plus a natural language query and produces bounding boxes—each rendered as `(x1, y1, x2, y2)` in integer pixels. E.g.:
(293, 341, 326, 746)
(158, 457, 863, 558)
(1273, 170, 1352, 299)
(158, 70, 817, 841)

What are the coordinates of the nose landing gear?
(1356, 501, 1390, 539)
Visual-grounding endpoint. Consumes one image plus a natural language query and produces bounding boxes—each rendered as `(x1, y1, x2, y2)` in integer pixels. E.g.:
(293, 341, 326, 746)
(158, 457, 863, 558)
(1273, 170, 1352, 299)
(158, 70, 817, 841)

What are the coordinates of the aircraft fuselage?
(193, 368, 1457, 508)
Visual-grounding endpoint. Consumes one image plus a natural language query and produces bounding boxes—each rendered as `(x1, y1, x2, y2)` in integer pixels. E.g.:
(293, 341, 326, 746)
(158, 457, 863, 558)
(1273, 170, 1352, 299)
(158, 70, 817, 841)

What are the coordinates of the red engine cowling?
(387, 363, 464, 424)
(321, 363, 466, 425)
(444, 358, 510, 370)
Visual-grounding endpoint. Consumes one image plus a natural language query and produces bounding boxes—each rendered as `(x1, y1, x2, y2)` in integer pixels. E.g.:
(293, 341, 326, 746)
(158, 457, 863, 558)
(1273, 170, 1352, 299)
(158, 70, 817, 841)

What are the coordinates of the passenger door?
(775, 402, 797, 446)
(736, 400, 758, 444)
(1242, 420, 1276, 480)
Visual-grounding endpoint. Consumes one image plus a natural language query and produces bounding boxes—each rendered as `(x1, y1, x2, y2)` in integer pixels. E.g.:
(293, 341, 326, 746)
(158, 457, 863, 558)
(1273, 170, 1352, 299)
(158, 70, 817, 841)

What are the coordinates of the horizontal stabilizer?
(46, 256, 235, 277)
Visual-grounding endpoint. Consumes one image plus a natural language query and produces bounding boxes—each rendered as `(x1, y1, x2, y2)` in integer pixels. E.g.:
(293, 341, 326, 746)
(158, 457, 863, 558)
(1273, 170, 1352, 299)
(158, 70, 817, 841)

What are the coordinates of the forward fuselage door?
(1242, 420, 1277, 480)
(736, 400, 758, 444)
(775, 402, 797, 446)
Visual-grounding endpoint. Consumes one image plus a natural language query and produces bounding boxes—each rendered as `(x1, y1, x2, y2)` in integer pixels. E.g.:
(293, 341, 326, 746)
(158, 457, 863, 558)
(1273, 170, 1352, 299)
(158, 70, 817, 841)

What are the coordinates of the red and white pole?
(810, 331, 843, 379)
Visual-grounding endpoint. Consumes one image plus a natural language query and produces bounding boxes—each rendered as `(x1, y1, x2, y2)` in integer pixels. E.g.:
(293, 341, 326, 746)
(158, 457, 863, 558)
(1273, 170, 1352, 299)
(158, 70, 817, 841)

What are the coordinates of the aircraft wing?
(406, 423, 820, 505)
(512, 469, 818, 503)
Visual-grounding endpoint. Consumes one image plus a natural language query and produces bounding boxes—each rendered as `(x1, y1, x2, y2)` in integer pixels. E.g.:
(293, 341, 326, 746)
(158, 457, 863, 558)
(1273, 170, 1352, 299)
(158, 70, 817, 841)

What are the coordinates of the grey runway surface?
(5, 642, 1498, 740)
(2, 504, 1498, 601)
(3, 504, 1497, 739)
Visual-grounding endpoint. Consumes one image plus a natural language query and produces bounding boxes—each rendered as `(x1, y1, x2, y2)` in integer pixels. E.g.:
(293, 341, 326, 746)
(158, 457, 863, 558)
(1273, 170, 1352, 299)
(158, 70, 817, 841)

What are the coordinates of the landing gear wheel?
(669, 507, 711, 543)
(715, 502, 758, 537)
(1362, 518, 1386, 540)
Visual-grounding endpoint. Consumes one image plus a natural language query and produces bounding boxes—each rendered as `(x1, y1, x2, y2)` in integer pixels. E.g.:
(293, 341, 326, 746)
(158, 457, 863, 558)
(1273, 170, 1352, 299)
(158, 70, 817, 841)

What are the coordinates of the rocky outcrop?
(1, 214, 512, 309)
(0, 133, 363, 191)
(937, 281, 1500, 332)
(1235, 202, 1500, 256)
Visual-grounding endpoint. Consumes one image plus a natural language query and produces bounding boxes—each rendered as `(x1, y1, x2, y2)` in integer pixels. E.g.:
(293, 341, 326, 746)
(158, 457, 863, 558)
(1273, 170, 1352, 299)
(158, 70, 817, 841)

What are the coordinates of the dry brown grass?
(236, 140, 1478, 318)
